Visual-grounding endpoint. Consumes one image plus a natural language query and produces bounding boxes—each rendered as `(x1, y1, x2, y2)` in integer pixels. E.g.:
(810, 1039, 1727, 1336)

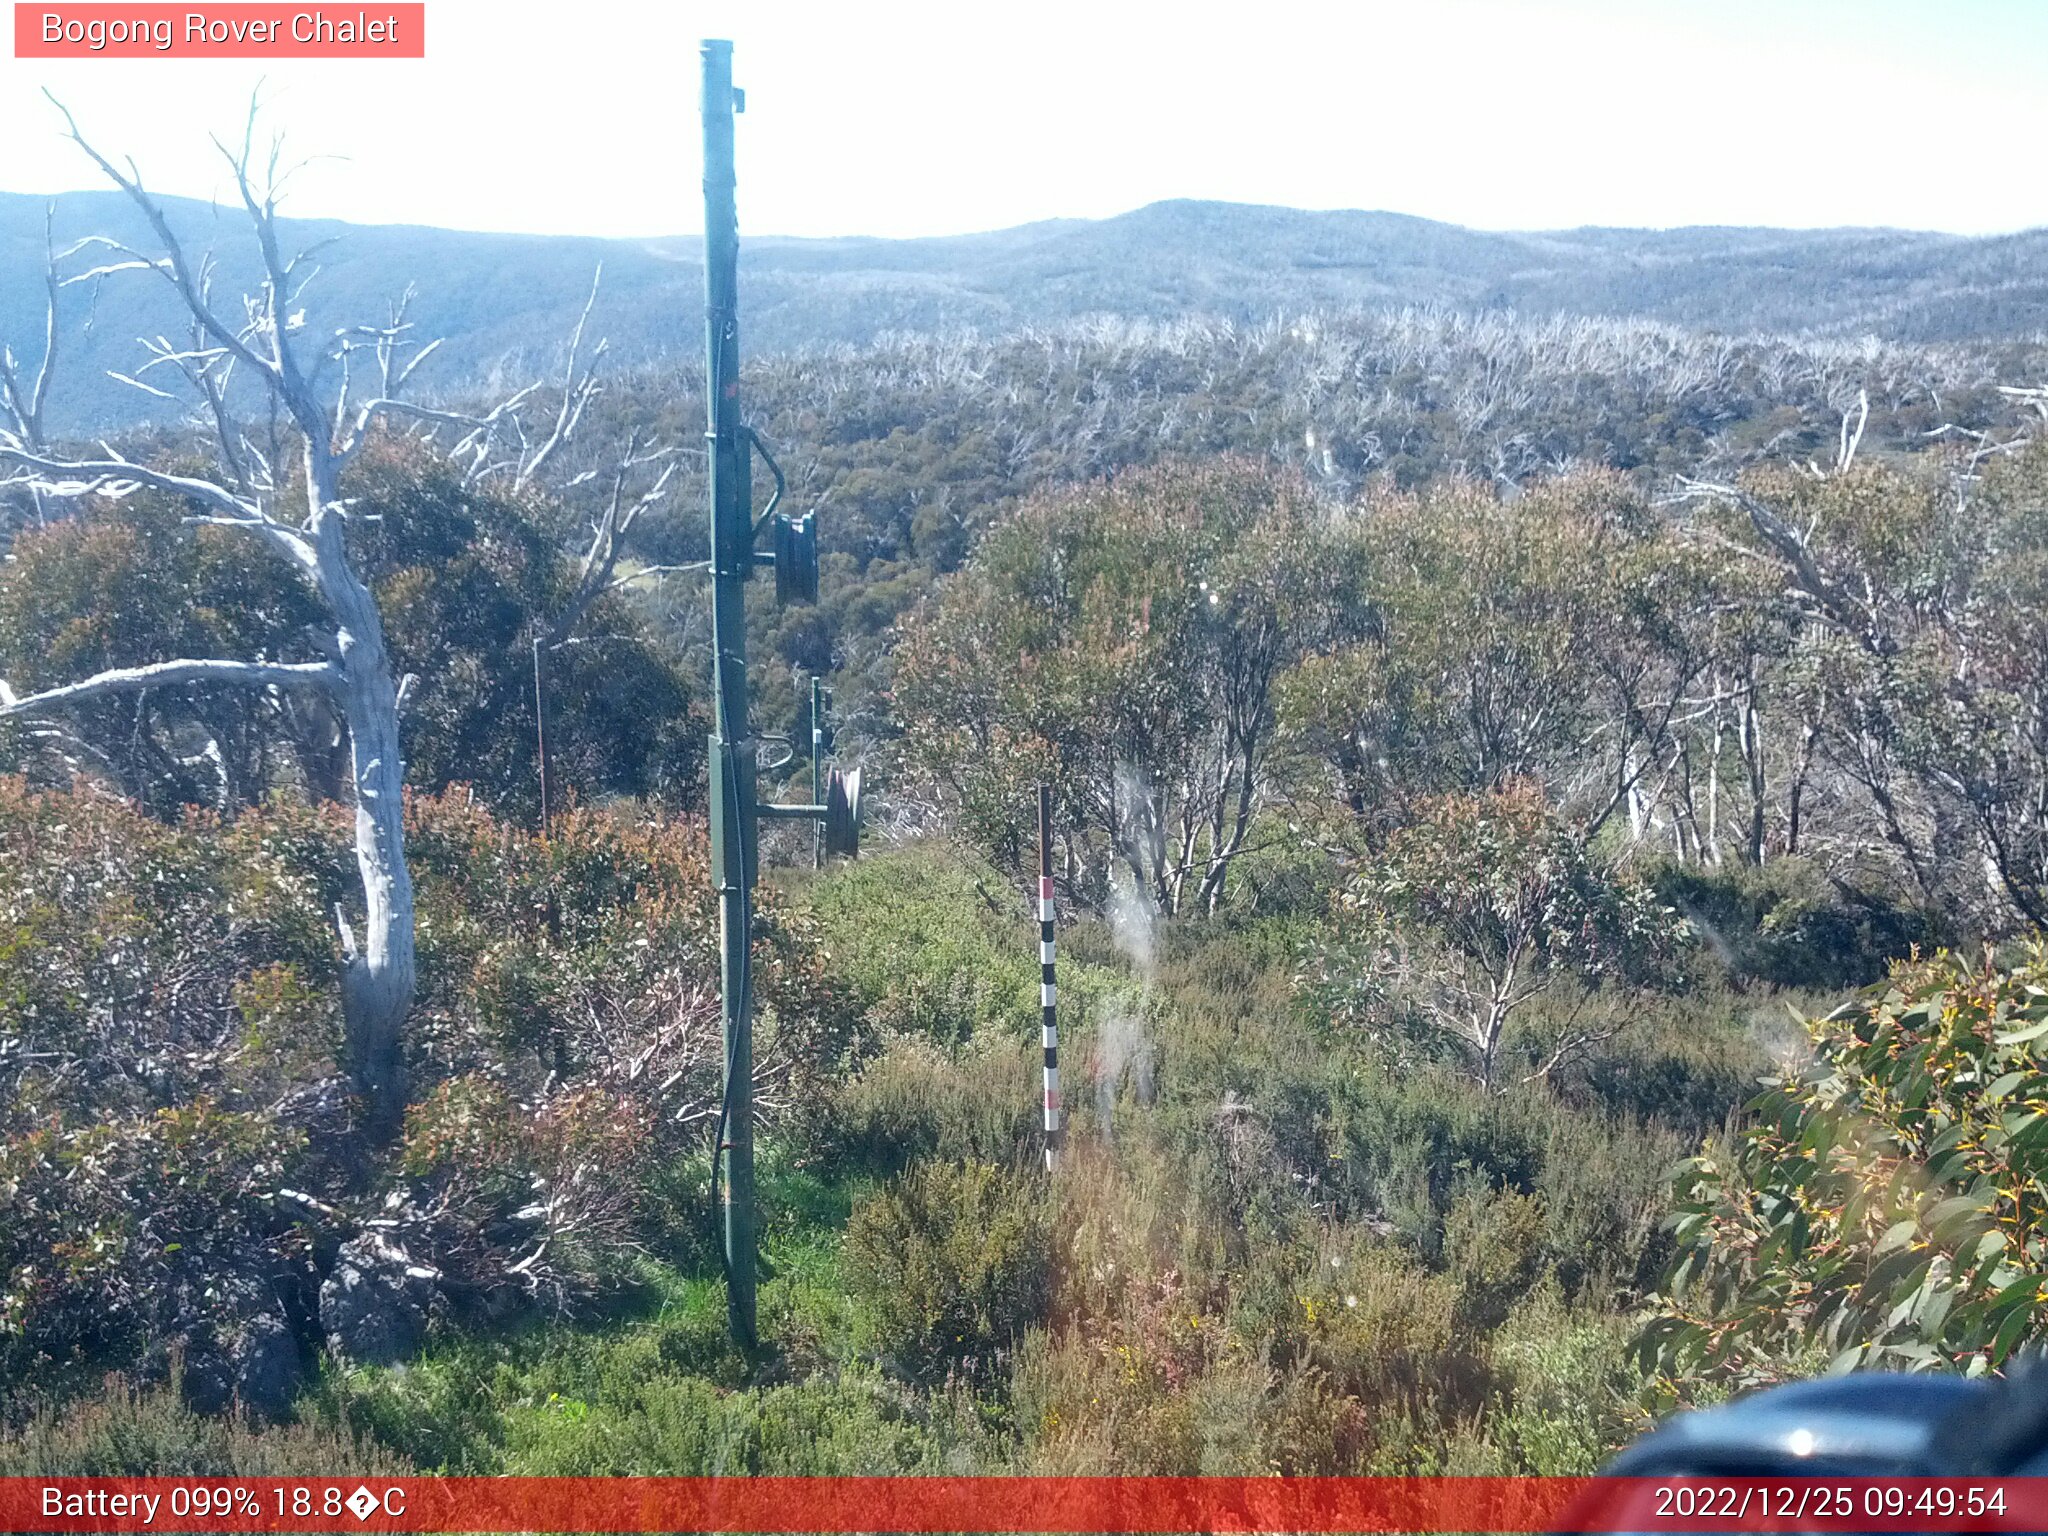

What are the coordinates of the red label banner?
(14, 5, 424, 57)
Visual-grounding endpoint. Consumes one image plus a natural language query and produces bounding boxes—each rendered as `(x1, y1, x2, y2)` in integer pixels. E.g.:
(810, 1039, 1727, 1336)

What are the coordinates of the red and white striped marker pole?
(1038, 784, 1061, 1171)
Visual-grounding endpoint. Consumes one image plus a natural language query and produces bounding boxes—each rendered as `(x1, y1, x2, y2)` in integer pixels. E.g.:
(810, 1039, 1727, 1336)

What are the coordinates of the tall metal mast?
(701, 36, 758, 1351)
(700, 39, 852, 1351)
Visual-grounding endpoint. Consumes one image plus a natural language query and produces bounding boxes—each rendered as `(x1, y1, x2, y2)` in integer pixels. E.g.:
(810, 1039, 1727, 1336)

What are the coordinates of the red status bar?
(3, 1475, 2046, 1532)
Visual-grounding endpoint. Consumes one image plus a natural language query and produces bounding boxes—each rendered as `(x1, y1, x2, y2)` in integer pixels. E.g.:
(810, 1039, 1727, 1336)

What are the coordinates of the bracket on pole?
(773, 510, 819, 606)
(756, 765, 860, 858)
(739, 426, 817, 605)
(825, 766, 863, 857)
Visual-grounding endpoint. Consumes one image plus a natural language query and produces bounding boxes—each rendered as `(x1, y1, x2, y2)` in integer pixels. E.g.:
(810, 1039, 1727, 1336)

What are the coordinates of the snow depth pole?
(811, 675, 825, 871)
(1039, 785, 1061, 1171)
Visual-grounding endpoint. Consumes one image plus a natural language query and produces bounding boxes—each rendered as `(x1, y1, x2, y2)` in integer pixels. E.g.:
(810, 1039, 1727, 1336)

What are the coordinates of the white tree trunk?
(327, 549, 416, 1134)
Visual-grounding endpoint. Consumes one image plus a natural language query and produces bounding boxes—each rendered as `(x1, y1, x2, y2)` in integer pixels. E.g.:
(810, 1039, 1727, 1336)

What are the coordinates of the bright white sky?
(3, 0, 2044, 239)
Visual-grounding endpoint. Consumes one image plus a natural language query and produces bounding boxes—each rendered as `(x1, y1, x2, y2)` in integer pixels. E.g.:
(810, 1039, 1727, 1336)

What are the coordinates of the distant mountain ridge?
(4, 190, 2045, 431)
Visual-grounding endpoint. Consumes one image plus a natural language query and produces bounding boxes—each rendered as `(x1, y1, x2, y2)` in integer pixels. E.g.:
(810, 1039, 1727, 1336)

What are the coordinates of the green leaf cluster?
(1645, 944, 2048, 1385)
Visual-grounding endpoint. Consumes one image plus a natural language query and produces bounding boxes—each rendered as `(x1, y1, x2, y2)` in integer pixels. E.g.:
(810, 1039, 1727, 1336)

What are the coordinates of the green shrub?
(1284, 1242, 1466, 1417)
(1012, 1319, 1274, 1475)
(1015, 1215, 1472, 1475)
(0, 779, 340, 1141)
(844, 1160, 1052, 1386)
(1485, 1286, 1650, 1475)
(504, 1370, 992, 1475)
(1559, 987, 1775, 1135)
(805, 847, 1040, 1043)
(1316, 1057, 1682, 1305)
(821, 1030, 1040, 1175)
(0, 779, 852, 1410)
(1315, 781, 1691, 1093)
(1529, 1105, 1687, 1299)
(403, 794, 848, 1121)
(0, 1374, 409, 1476)
(0, 1103, 308, 1395)
(1323, 1062, 1542, 1241)
(398, 1076, 651, 1306)
(1650, 856, 1942, 992)
(1442, 1186, 1550, 1331)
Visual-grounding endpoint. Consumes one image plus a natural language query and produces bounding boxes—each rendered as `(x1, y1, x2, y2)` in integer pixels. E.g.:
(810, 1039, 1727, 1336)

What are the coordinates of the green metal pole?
(811, 675, 824, 871)
(702, 36, 757, 1351)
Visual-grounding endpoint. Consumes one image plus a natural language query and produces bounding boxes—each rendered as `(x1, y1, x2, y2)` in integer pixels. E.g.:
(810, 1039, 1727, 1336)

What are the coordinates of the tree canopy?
(1, 442, 699, 824)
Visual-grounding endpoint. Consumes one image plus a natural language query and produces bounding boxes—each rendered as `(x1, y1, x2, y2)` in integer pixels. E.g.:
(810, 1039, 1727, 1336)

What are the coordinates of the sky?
(3, 0, 2045, 240)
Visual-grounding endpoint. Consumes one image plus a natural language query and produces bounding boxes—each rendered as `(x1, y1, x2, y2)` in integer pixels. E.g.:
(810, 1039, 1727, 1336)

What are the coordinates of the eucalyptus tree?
(893, 456, 1363, 915)
(1317, 780, 1688, 1093)
(1685, 442, 2048, 931)
(1280, 471, 1719, 850)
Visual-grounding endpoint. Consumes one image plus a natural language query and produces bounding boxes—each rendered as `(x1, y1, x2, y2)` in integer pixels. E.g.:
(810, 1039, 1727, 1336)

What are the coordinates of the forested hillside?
(7, 187, 2048, 430)
(548, 309, 2048, 753)
(11, 131, 2048, 1481)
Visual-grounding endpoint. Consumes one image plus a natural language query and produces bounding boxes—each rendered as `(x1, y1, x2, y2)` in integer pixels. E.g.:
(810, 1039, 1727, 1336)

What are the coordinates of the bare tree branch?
(43, 91, 285, 394)
(337, 387, 536, 475)
(543, 431, 677, 649)
(1837, 387, 1869, 473)
(515, 264, 607, 492)
(1, 95, 654, 1136)
(1670, 475, 1890, 654)
(0, 657, 339, 716)
(2, 94, 424, 1137)
(0, 204, 60, 451)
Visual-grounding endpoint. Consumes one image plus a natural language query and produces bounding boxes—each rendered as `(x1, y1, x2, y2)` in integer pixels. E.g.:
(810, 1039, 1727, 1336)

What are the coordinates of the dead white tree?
(0, 205, 60, 530)
(0, 101, 554, 1136)
(541, 430, 682, 645)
